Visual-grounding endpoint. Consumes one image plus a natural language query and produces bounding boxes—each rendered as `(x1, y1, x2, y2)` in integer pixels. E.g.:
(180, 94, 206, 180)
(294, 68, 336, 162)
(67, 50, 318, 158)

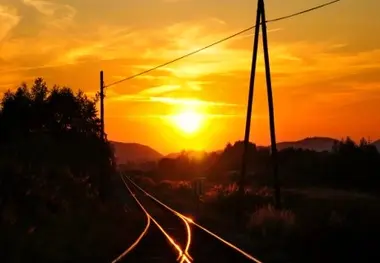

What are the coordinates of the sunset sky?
(1, 0, 379, 153)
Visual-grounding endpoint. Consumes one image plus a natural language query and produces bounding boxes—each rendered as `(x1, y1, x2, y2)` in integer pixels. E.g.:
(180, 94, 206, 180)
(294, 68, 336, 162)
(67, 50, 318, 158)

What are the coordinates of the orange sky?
(1, 0, 379, 154)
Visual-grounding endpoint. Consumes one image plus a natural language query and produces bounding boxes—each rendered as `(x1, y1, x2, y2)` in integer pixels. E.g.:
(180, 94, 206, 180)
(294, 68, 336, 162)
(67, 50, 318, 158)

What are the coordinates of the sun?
(171, 110, 204, 134)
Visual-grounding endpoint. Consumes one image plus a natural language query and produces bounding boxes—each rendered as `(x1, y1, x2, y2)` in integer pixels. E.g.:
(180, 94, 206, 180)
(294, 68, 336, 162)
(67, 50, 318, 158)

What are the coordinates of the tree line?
(0, 78, 119, 262)
(150, 139, 380, 193)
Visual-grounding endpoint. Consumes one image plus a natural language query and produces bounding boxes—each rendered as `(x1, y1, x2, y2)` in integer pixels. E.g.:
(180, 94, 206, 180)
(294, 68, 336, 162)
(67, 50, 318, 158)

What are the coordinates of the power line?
(105, 0, 341, 88)
(267, 0, 340, 23)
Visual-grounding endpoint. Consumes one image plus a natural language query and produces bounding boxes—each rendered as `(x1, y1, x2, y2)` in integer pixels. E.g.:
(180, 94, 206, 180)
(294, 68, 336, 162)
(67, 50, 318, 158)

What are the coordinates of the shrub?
(247, 205, 296, 239)
(138, 176, 156, 188)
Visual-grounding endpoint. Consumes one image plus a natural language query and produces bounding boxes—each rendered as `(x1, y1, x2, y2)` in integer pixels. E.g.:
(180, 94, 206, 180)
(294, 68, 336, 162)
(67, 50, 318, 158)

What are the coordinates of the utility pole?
(239, 0, 281, 213)
(238, 0, 262, 215)
(260, 0, 281, 210)
(99, 70, 107, 201)
(100, 70, 105, 140)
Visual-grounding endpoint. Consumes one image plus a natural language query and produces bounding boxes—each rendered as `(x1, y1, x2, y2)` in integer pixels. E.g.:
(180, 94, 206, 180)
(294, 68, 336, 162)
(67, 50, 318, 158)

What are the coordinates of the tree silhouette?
(147, 137, 380, 194)
(0, 78, 115, 221)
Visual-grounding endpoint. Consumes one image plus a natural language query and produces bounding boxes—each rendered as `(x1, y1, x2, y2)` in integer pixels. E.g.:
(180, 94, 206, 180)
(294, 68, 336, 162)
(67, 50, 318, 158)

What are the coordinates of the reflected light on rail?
(184, 216, 194, 223)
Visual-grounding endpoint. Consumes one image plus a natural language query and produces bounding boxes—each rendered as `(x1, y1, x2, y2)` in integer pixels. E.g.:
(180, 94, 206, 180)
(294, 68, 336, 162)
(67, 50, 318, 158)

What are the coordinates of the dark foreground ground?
(0, 174, 146, 263)
(122, 177, 256, 263)
(3, 170, 380, 263)
(132, 176, 380, 263)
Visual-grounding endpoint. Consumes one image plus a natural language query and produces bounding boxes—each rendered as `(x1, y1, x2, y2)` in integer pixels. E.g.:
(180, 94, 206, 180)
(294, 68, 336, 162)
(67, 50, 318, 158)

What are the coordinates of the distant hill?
(164, 137, 340, 157)
(110, 141, 163, 164)
(276, 137, 338, 152)
(111, 137, 379, 164)
(372, 140, 380, 152)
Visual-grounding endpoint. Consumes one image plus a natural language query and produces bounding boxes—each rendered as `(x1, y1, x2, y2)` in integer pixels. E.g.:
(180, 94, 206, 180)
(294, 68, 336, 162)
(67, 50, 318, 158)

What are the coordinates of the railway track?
(114, 174, 191, 262)
(115, 173, 263, 263)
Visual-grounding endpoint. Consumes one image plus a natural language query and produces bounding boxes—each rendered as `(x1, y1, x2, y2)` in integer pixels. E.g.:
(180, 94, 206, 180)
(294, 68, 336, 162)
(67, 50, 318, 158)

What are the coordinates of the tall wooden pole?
(237, 0, 262, 225)
(239, 0, 262, 197)
(100, 71, 105, 140)
(239, 0, 281, 213)
(260, 0, 281, 209)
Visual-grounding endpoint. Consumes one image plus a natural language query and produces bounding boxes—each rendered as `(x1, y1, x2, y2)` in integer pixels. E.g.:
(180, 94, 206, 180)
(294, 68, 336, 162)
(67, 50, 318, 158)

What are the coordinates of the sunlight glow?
(171, 109, 204, 134)
(184, 216, 194, 223)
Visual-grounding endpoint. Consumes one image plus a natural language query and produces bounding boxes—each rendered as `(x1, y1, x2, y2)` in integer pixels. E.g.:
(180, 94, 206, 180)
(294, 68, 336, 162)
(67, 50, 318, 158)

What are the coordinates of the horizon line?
(109, 135, 380, 156)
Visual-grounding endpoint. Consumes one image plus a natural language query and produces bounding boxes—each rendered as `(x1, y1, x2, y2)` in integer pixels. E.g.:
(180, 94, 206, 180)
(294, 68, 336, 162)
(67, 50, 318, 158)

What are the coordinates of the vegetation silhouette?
(147, 139, 380, 194)
(128, 139, 380, 262)
(0, 78, 142, 262)
(2, 78, 379, 262)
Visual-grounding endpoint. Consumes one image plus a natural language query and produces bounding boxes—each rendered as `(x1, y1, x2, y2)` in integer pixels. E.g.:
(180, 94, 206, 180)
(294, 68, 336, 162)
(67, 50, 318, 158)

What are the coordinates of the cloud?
(161, 0, 191, 3)
(111, 21, 379, 90)
(0, 5, 21, 41)
(107, 113, 246, 120)
(267, 42, 380, 83)
(108, 93, 241, 107)
(0, 15, 300, 81)
(22, 0, 76, 29)
(0, 24, 136, 74)
(1, 5, 380, 108)
(232, 27, 284, 42)
(139, 85, 181, 95)
(53, 26, 136, 65)
(148, 97, 241, 107)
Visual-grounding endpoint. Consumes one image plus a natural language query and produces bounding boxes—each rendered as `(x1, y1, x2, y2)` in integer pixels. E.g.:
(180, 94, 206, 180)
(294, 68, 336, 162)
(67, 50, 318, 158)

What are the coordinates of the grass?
(247, 205, 296, 239)
(136, 177, 380, 262)
(0, 174, 146, 263)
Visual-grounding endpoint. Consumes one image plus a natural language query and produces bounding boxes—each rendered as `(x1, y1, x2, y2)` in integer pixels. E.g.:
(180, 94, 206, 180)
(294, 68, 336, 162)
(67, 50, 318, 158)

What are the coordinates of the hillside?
(373, 140, 380, 151)
(276, 137, 338, 152)
(112, 137, 378, 164)
(110, 141, 163, 164)
(164, 137, 340, 158)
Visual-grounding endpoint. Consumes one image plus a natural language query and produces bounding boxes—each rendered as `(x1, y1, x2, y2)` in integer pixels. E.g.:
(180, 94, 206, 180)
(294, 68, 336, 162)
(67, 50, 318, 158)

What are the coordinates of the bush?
(138, 176, 156, 188)
(247, 205, 296, 239)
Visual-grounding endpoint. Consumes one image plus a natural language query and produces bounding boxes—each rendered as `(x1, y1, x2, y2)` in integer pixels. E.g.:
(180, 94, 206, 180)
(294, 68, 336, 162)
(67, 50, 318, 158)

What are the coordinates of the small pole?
(260, 0, 281, 210)
(100, 71, 105, 140)
(99, 70, 106, 201)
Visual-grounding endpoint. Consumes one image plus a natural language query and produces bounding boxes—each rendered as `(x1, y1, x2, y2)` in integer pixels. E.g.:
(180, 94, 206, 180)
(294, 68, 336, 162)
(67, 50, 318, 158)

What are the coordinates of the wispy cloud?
(139, 85, 181, 95)
(0, 5, 20, 41)
(1, 2, 380, 106)
(148, 97, 241, 107)
(4, 9, 376, 87)
(22, 0, 76, 29)
(107, 113, 246, 119)
(161, 0, 191, 3)
(267, 43, 380, 83)
(108, 92, 241, 107)
(1, 12, 380, 93)
(233, 27, 284, 42)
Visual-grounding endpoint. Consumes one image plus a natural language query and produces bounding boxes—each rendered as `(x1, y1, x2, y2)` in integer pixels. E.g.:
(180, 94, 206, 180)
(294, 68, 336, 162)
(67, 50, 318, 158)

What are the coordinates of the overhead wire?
(104, 0, 341, 88)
